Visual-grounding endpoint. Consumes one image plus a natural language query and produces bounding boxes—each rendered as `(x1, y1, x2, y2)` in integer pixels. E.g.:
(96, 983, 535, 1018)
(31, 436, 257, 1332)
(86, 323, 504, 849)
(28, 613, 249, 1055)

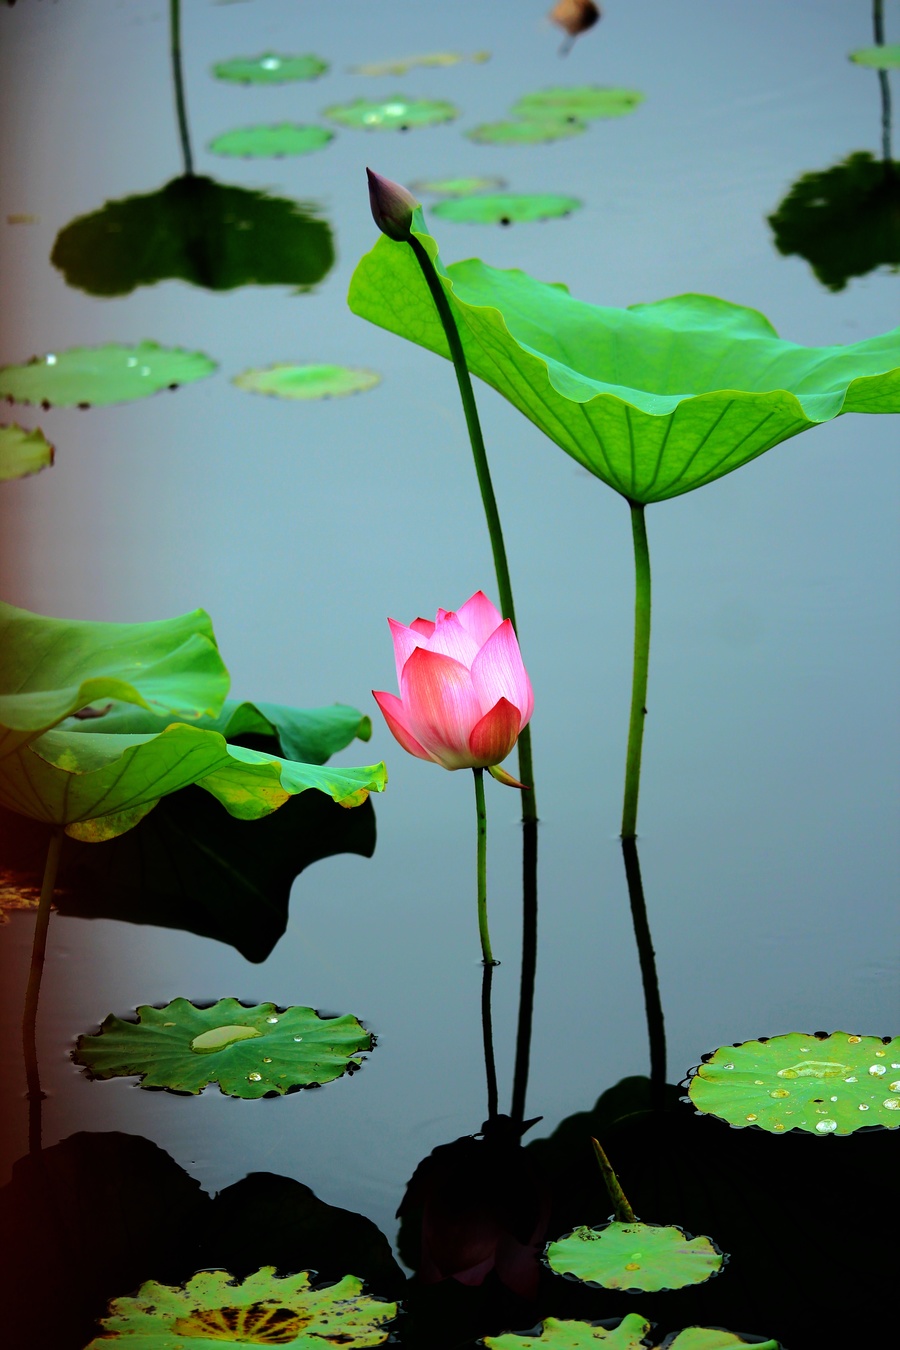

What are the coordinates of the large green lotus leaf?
(0, 342, 216, 408)
(432, 193, 581, 225)
(466, 118, 587, 145)
(323, 96, 458, 131)
(0, 601, 228, 760)
(208, 124, 334, 158)
(233, 363, 381, 400)
(0, 423, 54, 480)
(511, 86, 644, 121)
(686, 1032, 900, 1135)
(84, 1267, 397, 1347)
(545, 1221, 724, 1292)
(0, 722, 386, 839)
(212, 52, 329, 83)
(849, 43, 900, 69)
(662, 1332, 781, 1350)
(350, 51, 490, 76)
(484, 1314, 652, 1350)
(74, 998, 373, 1096)
(348, 211, 900, 502)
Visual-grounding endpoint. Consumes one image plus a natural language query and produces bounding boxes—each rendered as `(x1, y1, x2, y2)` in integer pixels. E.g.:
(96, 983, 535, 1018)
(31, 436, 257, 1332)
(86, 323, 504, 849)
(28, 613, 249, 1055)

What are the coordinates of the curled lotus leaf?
(348, 209, 900, 502)
(0, 342, 216, 408)
(208, 124, 334, 158)
(511, 86, 644, 121)
(661, 1331, 782, 1350)
(466, 118, 587, 145)
(83, 1266, 397, 1347)
(685, 1031, 900, 1135)
(545, 1221, 725, 1292)
(0, 423, 54, 480)
(350, 50, 490, 76)
(411, 175, 507, 196)
(484, 1313, 653, 1350)
(323, 96, 459, 131)
(432, 193, 581, 225)
(74, 998, 373, 1096)
(848, 44, 900, 69)
(233, 363, 381, 400)
(212, 52, 329, 83)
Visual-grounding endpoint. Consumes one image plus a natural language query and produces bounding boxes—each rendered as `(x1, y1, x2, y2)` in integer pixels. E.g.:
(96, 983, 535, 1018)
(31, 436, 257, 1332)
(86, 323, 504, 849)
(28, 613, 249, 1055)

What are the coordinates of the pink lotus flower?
(373, 591, 533, 778)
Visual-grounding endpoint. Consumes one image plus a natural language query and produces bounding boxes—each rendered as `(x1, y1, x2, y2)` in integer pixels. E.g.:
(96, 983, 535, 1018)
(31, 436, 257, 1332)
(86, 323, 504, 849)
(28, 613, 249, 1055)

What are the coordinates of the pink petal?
(470, 620, 533, 729)
(401, 647, 482, 769)
(372, 689, 436, 763)
(467, 697, 522, 766)
(388, 618, 428, 686)
(428, 611, 480, 668)
(457, 590, 504, 646)
(410, 617, 435, 637)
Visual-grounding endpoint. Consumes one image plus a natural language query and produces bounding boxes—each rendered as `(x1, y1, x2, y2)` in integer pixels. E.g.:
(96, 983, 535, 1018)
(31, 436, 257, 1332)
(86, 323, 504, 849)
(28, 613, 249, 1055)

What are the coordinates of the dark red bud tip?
(366, 167, 419, 242)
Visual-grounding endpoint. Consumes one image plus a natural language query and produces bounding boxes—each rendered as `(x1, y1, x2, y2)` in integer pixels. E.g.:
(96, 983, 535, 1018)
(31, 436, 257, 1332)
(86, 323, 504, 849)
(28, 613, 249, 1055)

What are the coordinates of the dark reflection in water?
(51, 176, 335, 297)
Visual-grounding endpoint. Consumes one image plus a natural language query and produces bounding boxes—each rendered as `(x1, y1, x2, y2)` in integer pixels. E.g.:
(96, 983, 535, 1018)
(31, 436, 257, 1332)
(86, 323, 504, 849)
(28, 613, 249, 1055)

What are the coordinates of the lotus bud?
(366, 168, 419, 242)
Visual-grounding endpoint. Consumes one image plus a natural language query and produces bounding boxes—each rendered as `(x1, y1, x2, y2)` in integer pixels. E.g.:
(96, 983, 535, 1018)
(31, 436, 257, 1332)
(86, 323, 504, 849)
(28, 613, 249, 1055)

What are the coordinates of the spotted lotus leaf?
(0, 343, 216, 407)
(484, 1313, 653, 1350)
(545, 1221, 725, 1292)
(323, 96, 458, 131)
(0, 423, 54, 480)
(212, 52, 329, 83)
(432, 193, 581, 225)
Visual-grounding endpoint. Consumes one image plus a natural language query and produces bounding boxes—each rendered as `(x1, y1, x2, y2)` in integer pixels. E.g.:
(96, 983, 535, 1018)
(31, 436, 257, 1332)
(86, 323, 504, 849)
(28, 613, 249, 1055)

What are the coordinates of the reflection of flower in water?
(398, 1115, 550, 1298)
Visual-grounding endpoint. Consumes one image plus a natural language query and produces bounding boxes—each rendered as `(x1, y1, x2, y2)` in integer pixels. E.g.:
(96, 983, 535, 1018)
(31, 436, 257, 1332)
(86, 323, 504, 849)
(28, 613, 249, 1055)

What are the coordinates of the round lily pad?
(661, 1331, 782, 1350)
(233, 363, 381, 400)
(0, 343, 217, 408)
(323, 96, 458, 131)
(410, 175, 507, 195)
(73, 997, 373, 1097)
(484, 1313, 653, 1350)
(207, 123, 334, 158)
(84, 1267, 397, 1349)
(431, 193, 581, 225)
(546, 1221, 724, 1293)
(686, 1032, 900, 1135)
(849, 44, 900, 70)
(466, 118, 587, 145)
(0, 423, 54, 480)
(212, 52, 329, 83)
(512, 86, 644, 121)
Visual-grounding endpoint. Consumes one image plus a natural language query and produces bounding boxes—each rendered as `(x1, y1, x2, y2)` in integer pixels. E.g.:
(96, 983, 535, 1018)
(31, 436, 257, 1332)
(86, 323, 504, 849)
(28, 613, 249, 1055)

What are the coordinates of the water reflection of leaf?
(0, 422, 54, 480)
(467, 119, 587, 145)
(233, 363, 382, 400)
(432, 194, 582, 225)
(511, 87, 643, 121)
(350, 51, 491, 76)
(51, 175, 334, 296)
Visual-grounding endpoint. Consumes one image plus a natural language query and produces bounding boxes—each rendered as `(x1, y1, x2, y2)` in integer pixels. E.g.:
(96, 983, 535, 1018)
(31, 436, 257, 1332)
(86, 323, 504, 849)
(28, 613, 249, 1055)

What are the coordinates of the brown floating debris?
(550, 0, 601, 46)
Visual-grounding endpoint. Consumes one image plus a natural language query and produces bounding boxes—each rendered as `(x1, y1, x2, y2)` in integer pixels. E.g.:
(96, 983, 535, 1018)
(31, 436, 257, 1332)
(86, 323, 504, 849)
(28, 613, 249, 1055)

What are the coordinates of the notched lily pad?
(545, 1221, 725, 1293)
(74, 997, 373, 1097)
(208, 124, 334, 158)
(661, 1331, 783, 1349)
(849, 44, 900, 70)
(233, 363, 381, 400)
(467, 118, 587, 145)
(323, 96, 458, 131)
(0, 343, 216, 408)
(84, 1267, 397, 1348)
(350, 51, 490, 76)
(484, 1313, 653, 1350)
(432, 193, 581, 225)
(512, 86, 644, 121)
(0, 423, 54, 480)
(685, 1031, 900, 1135)
(411, 175, 507, 195)
(212, 52, 329, 83)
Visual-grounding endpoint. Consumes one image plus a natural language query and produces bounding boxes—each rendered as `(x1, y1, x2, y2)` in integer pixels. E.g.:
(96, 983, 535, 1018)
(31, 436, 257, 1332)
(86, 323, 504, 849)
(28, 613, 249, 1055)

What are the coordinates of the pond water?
(1, 2, 898, 1347)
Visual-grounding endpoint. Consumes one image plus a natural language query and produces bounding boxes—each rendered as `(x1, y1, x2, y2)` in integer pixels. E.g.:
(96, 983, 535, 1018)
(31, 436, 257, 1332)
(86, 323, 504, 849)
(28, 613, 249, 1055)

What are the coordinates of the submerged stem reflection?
(22, 827, 63, 1153)
(170, 0, 194, 176)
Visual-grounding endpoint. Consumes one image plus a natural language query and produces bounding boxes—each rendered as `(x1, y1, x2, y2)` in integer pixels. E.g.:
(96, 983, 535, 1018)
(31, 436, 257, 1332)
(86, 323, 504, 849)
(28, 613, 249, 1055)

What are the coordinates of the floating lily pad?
(350, 50, 490, 76)
(849, 44, 900, 69)
(323, 96, 458, 131)
(233, 363, 381, 400)
(74, 998, 373, 1096)
(208, 124, 334, 158)
(0, 423, 54, 480)
(410, 175, 507, 195)
(0, 343, 216, 408)
(212, 52, 329, 83)
(545, 1221, 724, 1292)
(511, 86, 644, 121)
(661, 1331, 782, 1350)
(84, 1267, 397, 1347)
(432, 193, 581, 225)
(484, 1313, 653, 1350)
(467, 118, 586, 145)
(686, 1032, 900, 1135)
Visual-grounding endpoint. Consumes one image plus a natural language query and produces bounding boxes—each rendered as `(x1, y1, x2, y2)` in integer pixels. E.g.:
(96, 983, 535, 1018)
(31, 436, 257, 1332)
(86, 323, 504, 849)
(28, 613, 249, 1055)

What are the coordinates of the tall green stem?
(481, 961, 499, 1121)
(874, 0, 893, 161)
(170, 0, 194, 176)
(509, 816, 538, 1125)
(22, 827, 64, 1154)
(621, 837, 667, 1107)
(621, 502, 652, 840)
(409, 235, 536, 821)
(473, 768, 495, 965)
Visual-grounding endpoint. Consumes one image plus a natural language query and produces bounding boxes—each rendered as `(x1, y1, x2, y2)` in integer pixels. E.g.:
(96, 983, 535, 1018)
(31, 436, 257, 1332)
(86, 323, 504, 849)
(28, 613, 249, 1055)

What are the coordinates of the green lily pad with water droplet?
(467, 118, 587, 145)
(849, 44, 900, 70)
(208, 123, 334, 159)
(0, 423, 54, 480)
(411, 175, 507, 196)
(74, 997, 373, 1096)
(233, 363, 381, 400)
(661, 1330, 782, 1350)
(432, 193, 581, 225)
(0, 343, 216, 409)
(545, 1222, 725, 1292)
(212, 52, 329, 83)
(484, 1313, 653, 1350)
(511, 86, 644, 121)
(323, 96, 459, 131)
(686, 1032, 900, 1135)
(83, 1267, 397, 1348)
(350, 50, 490, 76)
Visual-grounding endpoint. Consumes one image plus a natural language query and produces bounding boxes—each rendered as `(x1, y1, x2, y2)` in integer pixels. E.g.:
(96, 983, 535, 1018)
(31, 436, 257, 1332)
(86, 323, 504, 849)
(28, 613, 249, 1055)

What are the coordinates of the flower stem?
(22, 827, 64, 1154)
(170, 0, 194, 176)
(510, 816, 538, 1125)
(590, 1137, 635, 1222)
(409, 234, 536, 821)
(481, 961, 499, 1122)
(473, 768, 495, 965)
(621, 502, 652, 840)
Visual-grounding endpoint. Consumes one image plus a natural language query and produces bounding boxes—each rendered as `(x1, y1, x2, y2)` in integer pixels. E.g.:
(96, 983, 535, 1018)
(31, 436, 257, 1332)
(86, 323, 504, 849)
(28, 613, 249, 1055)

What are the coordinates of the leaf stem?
(22, 827, 64, 1154)
(170, 0, 194, 176)
(621, 837, 667, 1105)
(591, 1136, 635, 1222)
(473, 768, 495, 965)
(621, 502, 652, 839)
(409, 234, 536, 821)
